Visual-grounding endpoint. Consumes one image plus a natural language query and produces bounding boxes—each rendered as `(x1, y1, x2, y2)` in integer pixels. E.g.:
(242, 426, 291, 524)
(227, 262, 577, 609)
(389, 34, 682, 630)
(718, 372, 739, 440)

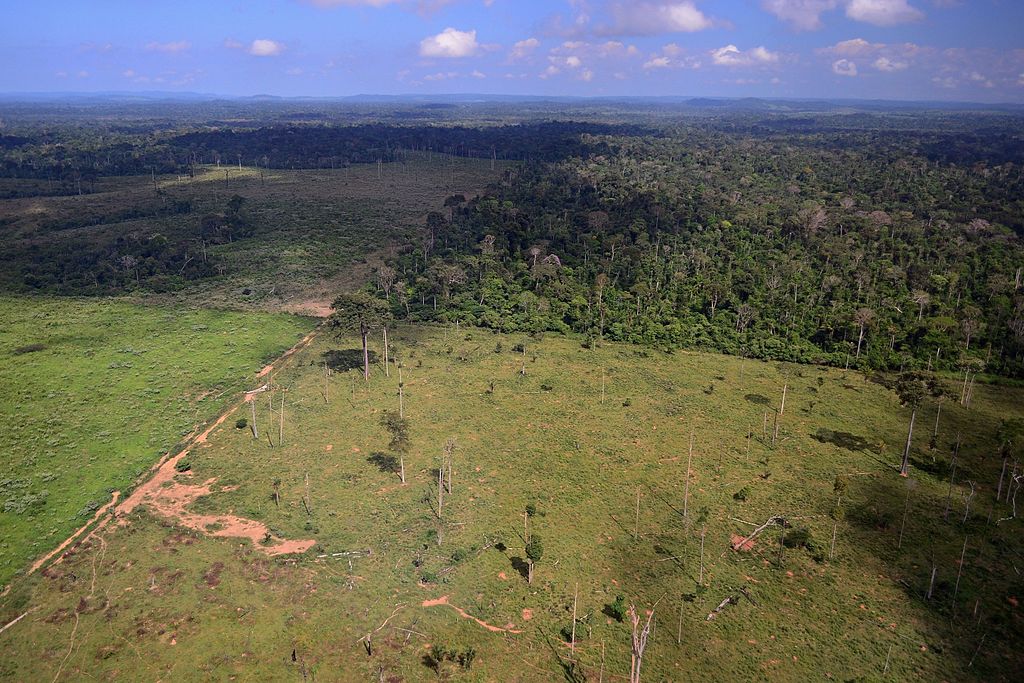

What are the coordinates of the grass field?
(0, 296, 315, 588)
(1, 324, 1021, 681)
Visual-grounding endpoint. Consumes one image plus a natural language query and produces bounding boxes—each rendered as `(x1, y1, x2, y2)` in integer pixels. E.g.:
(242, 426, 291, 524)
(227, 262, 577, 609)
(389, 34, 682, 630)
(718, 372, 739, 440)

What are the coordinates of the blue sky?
(2, 0, 1023, 101)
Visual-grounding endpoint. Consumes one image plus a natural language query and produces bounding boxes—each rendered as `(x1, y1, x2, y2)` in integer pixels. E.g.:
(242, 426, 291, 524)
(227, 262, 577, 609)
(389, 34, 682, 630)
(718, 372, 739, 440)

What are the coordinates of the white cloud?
(580, 69, 594, 81)
(762, 0, 923, 29)
(224, 38, 244, 49)
(540, 65, 560, 79)
(423, 71, 458, 81)
(509, 37, 539, 61)
(420, 27, 479, 58)
(122, 69, 136, 78)
(711, 44, 779, 67)
(873, 56, 907, 71)
(844, 0, 923, 26)
(249, 39, 285, 56)
(286, 67, 304, 76)
(471, 69, 486, 78)
(644, 56, 672, 69)
(832, 58, 858, 76)
(605, 1, 714, 36)
(145, 40, 190, 53)
(565, 55, 582, 68)
(643, 43, 701, 70)
(760, 0, 837, 31)
(827, 38, 876, 57)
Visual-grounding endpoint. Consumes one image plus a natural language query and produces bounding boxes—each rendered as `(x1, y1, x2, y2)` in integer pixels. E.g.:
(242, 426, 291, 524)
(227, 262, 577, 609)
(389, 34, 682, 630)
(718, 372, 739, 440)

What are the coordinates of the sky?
(2, 0, 1023, 102)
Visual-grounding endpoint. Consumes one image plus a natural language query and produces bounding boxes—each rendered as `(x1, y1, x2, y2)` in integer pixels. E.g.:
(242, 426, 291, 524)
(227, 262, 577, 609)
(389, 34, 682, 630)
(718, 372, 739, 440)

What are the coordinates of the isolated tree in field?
(894, 371, 942, 476)
(996, 418, 1024, 501)
(380, 410, 410, 484)
(330, 292, 391, 381)
(525, 535, 542, 584)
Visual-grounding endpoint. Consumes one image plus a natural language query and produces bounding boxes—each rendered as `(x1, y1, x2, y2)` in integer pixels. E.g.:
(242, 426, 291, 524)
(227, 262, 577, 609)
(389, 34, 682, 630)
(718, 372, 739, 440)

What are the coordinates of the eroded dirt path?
(421, 596, 522, 634)
(30, 328, 321, 576)
(27, 491, 120, 575)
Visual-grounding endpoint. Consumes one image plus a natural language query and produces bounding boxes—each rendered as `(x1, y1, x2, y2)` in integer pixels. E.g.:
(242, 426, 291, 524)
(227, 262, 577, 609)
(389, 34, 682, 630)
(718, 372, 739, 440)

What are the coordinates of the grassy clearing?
(0, 296, 314, 587)
(1, 324, 1022, 681)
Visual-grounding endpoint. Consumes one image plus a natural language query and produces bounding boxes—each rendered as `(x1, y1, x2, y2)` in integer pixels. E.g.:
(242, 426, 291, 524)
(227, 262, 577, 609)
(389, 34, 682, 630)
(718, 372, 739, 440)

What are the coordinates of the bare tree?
(628, 601, 660, 683)
(854, 307, 875, 359)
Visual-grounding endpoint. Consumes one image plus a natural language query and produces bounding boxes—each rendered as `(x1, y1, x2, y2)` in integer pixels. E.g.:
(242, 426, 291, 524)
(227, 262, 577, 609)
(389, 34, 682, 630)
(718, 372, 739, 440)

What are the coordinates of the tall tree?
(330, 292, 391, 381)
(894, 371, 942, 476)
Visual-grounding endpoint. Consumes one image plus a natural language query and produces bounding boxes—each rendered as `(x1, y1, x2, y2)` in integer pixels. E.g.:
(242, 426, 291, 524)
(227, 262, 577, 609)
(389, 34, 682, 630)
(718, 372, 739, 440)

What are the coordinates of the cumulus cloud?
(249, 39, 285, 56)
(760, 0, 837, 31)
(873, 56, 907, 71)
(832, 58, 858, 76)
(845, 0, 923, 25)
(711, 44, 779, 67)
(604, 1, 714, 36)
(643, 43, 701, 70)
(644, 56, 672, 69)
(145, 41, 190, 53)
(420, 27, 479, 58)
(762, 0, 923, 29)
(509, 37, 539, 61)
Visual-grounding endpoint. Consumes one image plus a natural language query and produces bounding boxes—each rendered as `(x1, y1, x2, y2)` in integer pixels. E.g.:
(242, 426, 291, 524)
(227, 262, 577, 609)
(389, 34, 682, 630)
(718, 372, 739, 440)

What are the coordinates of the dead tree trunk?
(900, 407, 917, 476)
(683, 433, 693, 519)
(628, 602, 658, 683)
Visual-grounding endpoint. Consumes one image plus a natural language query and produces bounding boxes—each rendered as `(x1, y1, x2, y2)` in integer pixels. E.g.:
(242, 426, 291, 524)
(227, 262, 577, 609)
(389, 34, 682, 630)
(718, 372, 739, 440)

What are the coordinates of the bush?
(451, 548, 468, 563)
(420, 570, 439, 584)
(174, 459, 191, 473)
(525, 502, 537, 517)
(622, 398, 632, 407)
(235, 417, 248, 429)
(733, 486, 750, 502)
(604, 594, 627, 622)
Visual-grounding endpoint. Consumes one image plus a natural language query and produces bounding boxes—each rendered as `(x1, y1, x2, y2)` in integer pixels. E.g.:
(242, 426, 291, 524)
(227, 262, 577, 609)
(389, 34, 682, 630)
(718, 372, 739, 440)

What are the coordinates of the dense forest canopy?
(1, 100, 1022, 376)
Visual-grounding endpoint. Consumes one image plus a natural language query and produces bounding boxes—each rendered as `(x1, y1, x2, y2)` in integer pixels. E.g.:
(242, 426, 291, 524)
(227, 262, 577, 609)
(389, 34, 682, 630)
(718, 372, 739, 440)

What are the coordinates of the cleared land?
(0, 154, 504, 314)
(0, 296, 314, 588)
(1, 325, 1021, 681)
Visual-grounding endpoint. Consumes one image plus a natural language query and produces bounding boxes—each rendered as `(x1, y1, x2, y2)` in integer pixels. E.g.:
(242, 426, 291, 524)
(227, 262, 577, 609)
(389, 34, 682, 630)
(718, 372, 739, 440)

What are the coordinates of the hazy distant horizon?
(4, 1, 1023, 103)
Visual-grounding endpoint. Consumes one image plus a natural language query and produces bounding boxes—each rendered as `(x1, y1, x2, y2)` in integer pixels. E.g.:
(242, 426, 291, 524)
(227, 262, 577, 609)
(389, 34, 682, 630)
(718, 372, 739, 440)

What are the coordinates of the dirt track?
(30, 327, 322, 576)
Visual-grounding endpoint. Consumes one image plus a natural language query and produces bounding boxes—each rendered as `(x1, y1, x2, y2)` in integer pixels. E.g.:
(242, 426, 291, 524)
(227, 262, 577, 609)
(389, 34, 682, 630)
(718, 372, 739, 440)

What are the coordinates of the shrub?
(622, 398, 632, 407)
(174, 460, 191, 473)
(451, 548, 468, 563)
(604, 594, 627, 622)
(420, 570, 439, 584)
(494, 341, 503, 353)
(733, 486, 750, 502)
(525, 503, 537, 517)
(235, 417, 248, 429)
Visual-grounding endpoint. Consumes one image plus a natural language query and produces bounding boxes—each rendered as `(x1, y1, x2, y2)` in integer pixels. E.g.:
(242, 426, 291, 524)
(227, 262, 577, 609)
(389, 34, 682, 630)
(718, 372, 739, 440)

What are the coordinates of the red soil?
(421, 596, 522, 634)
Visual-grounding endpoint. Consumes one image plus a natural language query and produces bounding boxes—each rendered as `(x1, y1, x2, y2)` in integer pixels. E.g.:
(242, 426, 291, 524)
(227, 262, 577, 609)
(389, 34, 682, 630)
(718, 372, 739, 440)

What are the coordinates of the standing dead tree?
(628, 600, 660, 683)
(443, 438, 456, 494)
